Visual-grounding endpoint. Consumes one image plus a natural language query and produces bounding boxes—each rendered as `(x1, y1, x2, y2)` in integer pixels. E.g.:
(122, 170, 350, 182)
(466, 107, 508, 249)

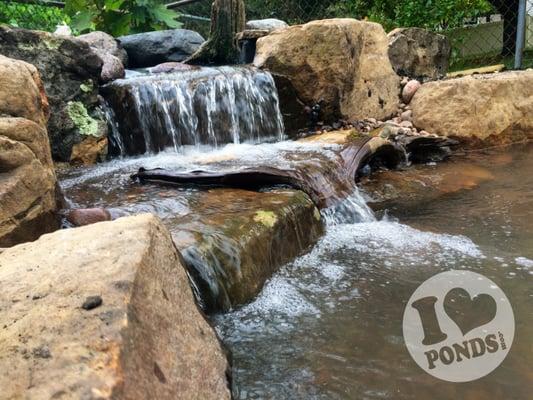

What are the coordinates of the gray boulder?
(93, 49, 125, 82)
(118, 29, 205, 68)
(77, 31, 127, 82)
(388, 27, 451, 80)
(246, 18, 288, 32)
(77, 30, 128, 65)
(0, 25, 108, 162)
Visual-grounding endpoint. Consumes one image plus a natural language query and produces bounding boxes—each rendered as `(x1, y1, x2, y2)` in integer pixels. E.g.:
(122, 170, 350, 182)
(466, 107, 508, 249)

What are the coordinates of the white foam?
(233, 275, 319, 319)
(60, 140, 340, 189)
(515, 257, 533, 268)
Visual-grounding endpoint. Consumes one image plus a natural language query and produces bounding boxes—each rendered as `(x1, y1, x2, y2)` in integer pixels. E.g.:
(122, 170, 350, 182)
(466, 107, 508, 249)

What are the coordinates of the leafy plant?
(245, 0, 493, 31)
(0, 1, 69, 32)
(64, 0, 182, 36)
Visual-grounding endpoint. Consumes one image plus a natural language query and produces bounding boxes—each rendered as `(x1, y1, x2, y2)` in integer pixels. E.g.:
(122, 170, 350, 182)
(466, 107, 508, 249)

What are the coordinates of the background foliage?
(245, 0, 494, 30)
(64, 0, 181, 36)
(0, 0, 496, 34)
(0, 0, 181, 36)
(0, 1, 69, 31)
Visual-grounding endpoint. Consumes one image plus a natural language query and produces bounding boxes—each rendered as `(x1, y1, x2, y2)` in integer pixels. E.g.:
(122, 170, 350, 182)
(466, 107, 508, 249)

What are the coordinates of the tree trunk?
(186, 0, 246, 65)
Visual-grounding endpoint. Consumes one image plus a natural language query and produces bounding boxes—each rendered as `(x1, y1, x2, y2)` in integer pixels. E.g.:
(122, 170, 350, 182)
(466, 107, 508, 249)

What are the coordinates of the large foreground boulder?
(388, 27, 451, 80)
(254, 19, 400, 130)
(0, 25, 108, 162)
(118, 29, 205, 68)
(0, 55, 59, 247)
(0, 214, 231, 399)
(411, 71, 533, 143)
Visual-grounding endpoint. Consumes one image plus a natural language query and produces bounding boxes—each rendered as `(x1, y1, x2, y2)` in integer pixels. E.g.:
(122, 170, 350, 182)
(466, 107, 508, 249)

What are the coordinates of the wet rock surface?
(0, 25, 108, 162)
(118, 29, 205, 68)
(0, 214, 231, 399)
(388, 27, 451, 80)
(254, 19, 400, 128)
(66, 208, 112, 227)
(0, 55, 59, 247)
(411, 70, 533, 143)
(177, 189, 324, 312)
(101, 66, 284, 156)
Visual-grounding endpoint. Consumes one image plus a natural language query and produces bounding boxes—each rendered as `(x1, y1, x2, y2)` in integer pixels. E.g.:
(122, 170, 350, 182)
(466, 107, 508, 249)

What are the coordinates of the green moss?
(347, 129, 365, 142)
(253, 211, 278, 228)
(67, 101, 99, 137)
(42, 36, 61, 50)
(80, 81, 93, 93)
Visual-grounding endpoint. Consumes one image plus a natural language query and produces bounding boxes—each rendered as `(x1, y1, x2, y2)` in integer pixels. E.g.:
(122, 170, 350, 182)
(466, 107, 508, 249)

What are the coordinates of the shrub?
(0, 1, 69, 32)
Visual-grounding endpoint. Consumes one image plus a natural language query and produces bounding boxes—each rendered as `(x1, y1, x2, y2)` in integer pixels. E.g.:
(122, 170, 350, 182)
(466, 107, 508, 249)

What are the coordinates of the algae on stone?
(253, 210, 278, 228)
(67, 101, 100, 137)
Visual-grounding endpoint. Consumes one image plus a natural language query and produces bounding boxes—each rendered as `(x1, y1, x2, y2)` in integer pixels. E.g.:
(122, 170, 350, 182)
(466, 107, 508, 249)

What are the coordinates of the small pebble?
(401, 110, 413, 121)
(32, 345, 51, 359)
(82, 295, 103, 310)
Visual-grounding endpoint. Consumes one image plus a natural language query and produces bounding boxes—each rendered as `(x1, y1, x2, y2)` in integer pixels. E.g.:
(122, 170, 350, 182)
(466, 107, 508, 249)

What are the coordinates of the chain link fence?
(1, 0, 531, 70)
(444, 0, 533, 70)
(179, 0, 533, 71)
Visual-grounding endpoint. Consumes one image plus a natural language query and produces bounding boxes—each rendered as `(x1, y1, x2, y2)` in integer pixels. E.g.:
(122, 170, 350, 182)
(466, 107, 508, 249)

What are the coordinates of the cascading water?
(101, 66, 285, 156)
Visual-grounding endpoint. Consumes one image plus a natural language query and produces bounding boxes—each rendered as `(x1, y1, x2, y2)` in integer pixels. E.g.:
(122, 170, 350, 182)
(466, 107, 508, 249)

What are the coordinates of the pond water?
(215, 143, 533, 399)
(59, 141, 533, 399)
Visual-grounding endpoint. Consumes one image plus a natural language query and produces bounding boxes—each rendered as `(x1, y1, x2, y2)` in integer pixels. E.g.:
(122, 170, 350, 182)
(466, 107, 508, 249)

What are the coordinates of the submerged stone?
(177, 189, 325, 312)
(361, 162, 495, 212)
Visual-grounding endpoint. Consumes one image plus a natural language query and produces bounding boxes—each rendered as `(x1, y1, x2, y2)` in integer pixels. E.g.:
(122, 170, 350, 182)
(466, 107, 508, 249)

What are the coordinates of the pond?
(215, 143, 533, 399)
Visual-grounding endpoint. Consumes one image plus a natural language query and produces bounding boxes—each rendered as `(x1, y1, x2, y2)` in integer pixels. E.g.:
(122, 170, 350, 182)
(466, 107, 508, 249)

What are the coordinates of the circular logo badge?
(403, 270, 514, 382)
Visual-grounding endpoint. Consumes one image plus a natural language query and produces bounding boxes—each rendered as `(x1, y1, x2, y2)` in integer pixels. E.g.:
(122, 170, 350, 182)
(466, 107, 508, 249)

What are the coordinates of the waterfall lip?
(104, 65, 269, 87)
(129, 136, 407, 210)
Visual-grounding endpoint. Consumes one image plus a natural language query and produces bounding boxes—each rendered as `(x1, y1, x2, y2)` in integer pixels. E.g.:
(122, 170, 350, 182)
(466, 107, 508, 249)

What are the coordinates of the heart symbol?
(443, 288, 497, 335)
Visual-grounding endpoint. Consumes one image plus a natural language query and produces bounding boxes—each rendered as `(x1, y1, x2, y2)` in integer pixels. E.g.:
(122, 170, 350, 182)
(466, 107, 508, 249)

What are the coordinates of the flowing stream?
(63, 66, 533, 398)
(60, 142, 533, 399)
(214, 144, 533, 400)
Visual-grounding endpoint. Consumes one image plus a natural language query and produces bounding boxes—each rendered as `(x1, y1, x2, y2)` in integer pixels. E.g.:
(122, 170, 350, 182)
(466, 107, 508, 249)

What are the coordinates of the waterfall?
(321, 189, 376, 225)
(102, 66, 285, 156)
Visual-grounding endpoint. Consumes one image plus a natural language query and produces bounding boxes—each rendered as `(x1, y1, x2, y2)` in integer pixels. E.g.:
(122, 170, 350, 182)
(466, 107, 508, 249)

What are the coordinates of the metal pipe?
(166, 0, 205, 9)
(514, 0, 527, 69)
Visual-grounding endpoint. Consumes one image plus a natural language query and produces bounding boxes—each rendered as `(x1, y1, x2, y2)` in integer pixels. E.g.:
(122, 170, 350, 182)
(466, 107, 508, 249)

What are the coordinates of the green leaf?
(64, 0, 87, 15)
(104, 0, 125, 11)
(107, 12, 132, 36)
(149, 4, 180, 28)
(71, 10, 94, 32)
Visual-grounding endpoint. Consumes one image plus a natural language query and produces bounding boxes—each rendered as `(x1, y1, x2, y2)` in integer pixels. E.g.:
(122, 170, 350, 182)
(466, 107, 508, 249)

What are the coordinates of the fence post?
(514, 0, 528, 69)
